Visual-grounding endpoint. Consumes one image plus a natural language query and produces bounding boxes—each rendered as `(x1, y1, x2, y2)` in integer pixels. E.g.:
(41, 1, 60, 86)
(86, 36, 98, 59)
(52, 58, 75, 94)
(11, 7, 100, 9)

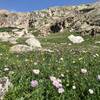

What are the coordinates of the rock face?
(0, 11, 29, 29)
(0, 2, 100, 36)
(29, 2, 100, 36)
(0, 77, 11, 100)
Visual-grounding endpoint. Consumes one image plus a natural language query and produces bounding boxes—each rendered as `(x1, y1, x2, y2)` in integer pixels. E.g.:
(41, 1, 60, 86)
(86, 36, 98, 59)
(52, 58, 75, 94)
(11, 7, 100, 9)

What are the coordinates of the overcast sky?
(0, 0, 96, 12)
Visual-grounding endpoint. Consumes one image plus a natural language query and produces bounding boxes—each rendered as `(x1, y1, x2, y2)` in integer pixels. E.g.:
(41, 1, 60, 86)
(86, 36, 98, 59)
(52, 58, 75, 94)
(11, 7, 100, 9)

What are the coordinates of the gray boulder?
(10, 44, 33, 53)
(25, 37, 42, 48)
(68, 35, 84, 43)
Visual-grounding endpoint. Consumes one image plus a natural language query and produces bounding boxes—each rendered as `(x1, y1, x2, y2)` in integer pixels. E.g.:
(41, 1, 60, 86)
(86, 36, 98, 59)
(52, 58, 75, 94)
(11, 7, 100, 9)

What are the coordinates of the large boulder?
(10, 44, 33, 53)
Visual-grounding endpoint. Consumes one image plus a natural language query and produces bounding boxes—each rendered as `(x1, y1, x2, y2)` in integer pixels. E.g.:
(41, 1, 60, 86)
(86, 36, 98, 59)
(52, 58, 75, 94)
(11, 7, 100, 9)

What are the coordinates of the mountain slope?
(0, 3, 100, 36)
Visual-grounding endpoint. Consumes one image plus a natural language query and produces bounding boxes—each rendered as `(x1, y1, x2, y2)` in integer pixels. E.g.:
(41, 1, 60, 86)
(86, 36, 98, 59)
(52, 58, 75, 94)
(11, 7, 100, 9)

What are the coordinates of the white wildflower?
(72, 86, 76, 90)
(25, 59, 28, 62)
(4, 67, 9, 71)
(61, 74, 64, 77)
(88, 89, 94, 94)
(81, 68, 87, 74)
(32, 69, 40, 75)
(49, 76, 56, 81)
(58, 88, 64, 93)
(34, 62, 38, 65)
(96, 54, 99, 57)
(72, 61, 75, 63)
(60, 57, 64, 61)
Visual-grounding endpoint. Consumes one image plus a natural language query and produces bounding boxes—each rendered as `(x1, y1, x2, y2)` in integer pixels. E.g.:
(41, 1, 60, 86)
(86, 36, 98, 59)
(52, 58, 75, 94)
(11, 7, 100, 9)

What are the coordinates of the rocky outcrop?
(0, 2, 100, 36)
(9, 33, 42, 53)
(29, 3, 100, 35)
(0, 10, 29, 29)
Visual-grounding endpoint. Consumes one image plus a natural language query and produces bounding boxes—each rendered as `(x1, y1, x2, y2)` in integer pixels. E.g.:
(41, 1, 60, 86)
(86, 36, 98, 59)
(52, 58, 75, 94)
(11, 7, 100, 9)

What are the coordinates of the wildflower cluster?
(50, 76, 64, 93)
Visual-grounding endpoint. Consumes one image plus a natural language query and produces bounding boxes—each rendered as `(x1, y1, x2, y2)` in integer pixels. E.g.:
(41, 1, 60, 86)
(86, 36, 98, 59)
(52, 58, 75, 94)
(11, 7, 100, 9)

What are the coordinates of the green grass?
(16, 38, 27, 44)
(0, 27, 23, 33)
(0, 27, 16, 32)
(0, 32, 100, 100)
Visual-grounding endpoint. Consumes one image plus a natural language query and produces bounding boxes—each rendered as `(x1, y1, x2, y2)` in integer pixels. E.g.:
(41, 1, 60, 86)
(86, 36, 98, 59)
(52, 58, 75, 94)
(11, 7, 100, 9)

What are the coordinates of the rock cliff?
(0, 2, 100, 36)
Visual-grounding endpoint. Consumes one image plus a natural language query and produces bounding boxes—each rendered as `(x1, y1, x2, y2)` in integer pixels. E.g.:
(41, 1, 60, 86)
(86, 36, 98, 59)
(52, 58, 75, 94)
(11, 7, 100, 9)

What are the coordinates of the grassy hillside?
(0, 32, 100, 100)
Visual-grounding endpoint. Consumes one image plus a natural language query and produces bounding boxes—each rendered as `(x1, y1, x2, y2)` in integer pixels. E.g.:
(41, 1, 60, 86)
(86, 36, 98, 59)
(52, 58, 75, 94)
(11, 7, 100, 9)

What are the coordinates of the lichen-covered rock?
(8, 37, 17, 44)
(0, 32, 11, 42)
(0, 77, 12, 100)
(25, 37, 42, 48)
(0, 32, 18, 44)
(68, 35, 84, 43)
(10, 44, 33, 53)
(0, 11, 30, 29)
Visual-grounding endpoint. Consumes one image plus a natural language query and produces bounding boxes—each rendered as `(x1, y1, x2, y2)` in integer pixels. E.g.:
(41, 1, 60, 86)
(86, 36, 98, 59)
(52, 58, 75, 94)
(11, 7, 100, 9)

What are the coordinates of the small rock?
(14, 31, 25, 38)
(0, 32, 11, 42)
(8, 37, 17, 44)
(25, 37, 42, 48)
(23, 33, 35, 38)
(0, 77, 12, 100)
(68, 35, 84, 43)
